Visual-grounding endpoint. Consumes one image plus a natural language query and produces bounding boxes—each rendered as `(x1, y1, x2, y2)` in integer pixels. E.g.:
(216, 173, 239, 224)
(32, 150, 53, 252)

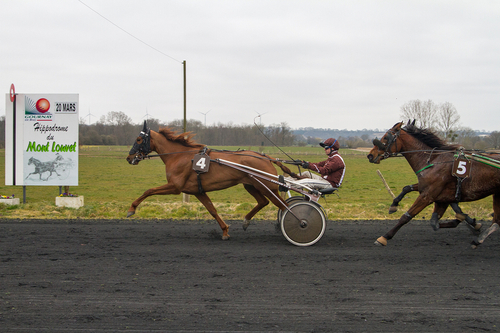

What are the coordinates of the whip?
(253, 116, 299, 164)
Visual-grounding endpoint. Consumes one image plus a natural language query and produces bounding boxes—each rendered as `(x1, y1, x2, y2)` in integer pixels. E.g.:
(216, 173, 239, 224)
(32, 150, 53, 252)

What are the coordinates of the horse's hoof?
(430, 222, 439, 231)
(242, 219, 250, 231)
(388, 206, 398, 214)
(375, 236, 387, 246)
(477, 224, 499, 244)
(126, 211, 135, 218)
(474, 223, 482, 231)
(222, 235, 230, 240)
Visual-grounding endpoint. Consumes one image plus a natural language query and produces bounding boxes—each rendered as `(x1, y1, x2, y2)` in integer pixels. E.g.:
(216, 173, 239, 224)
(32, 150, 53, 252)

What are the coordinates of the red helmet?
(319, 138, 339, 150)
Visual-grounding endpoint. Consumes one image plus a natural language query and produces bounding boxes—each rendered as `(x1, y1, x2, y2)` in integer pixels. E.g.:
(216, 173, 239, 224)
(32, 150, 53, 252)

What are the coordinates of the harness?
(191, 147, 211, 194)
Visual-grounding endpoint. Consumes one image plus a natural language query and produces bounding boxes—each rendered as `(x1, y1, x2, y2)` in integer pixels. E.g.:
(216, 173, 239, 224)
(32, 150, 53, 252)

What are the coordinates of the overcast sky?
(2, 0, 500, 131)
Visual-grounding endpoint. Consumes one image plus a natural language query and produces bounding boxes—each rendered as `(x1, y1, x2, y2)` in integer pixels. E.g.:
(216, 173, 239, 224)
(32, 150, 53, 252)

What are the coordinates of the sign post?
(5, 87, 79, 203)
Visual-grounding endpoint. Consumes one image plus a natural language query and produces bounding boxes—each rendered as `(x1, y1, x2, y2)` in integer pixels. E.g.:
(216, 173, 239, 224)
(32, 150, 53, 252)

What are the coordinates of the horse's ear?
(411, 119, 416, 126)
(394, 122, 403, 130)
(143, 120, 147, 132)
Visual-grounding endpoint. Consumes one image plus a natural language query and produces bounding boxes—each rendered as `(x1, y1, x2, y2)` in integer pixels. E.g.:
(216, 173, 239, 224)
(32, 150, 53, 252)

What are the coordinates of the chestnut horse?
(367, 121, 500, 248)
(126, 121, 296, 240)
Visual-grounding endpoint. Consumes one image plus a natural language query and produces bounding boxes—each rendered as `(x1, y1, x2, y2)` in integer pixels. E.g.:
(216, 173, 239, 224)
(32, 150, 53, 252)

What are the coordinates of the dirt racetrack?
(1, 218, 500, 332)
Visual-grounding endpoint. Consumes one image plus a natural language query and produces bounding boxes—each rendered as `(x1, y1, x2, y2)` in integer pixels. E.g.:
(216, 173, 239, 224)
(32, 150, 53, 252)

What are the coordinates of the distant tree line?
(1, 104, 499, 151)
(78, 111, 297, 147)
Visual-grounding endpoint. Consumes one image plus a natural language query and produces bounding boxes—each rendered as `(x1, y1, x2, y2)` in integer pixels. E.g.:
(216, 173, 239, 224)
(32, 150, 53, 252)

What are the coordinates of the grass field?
(0, 146, 494, 221)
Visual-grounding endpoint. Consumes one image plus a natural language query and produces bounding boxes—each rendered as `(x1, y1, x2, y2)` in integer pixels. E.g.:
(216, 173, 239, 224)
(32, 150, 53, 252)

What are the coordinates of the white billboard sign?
(5, 92, 79, 186)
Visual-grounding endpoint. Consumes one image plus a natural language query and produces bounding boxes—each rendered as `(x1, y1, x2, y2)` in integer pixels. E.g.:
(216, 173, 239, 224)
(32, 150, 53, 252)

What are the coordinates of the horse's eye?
(136, 137, 142, 144)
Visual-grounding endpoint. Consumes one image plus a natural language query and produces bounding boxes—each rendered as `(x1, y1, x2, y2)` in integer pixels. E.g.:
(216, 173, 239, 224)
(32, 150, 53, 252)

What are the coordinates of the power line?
(77, 0, 182, 63)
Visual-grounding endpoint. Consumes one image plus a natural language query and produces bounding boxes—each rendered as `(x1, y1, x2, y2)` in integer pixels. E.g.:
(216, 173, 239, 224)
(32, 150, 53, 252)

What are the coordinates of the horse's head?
(28, 157, 34, 165)
(126, 121, 151, 165)
(367, 121, 405, 164)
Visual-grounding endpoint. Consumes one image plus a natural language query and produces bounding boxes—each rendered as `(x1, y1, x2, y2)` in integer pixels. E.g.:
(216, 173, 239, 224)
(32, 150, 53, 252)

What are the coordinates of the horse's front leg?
(127, 183, 181, 217)
(194, 193, 230, 240)
(376, 194, 432, 246)
(389, 184, 417, 214)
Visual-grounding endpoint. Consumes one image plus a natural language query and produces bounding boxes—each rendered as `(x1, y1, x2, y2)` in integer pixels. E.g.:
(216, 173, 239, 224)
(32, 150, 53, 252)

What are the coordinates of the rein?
(135, 147, 299, 166)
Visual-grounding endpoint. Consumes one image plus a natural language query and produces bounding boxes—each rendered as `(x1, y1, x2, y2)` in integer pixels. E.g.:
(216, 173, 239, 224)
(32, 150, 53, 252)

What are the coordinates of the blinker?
(373, 139, 386, 150)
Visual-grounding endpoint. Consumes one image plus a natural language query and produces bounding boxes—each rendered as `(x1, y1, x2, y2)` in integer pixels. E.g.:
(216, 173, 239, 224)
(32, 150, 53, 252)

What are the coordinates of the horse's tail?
(270, 159, 306, 179)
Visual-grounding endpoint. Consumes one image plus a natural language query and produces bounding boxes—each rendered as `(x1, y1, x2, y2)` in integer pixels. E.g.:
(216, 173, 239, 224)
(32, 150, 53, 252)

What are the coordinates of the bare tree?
(103, 111, 132, 126)
(487, 131, 500, 149)
(437, 102, 460, 141)
(455, 127, 480, 149)
(400, 99, 438, 129)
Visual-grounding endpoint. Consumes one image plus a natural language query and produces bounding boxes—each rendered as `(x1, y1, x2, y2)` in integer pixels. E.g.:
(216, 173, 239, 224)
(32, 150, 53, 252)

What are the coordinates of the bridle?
(372, 127, 401, 160)
(128, 128, 151, 164)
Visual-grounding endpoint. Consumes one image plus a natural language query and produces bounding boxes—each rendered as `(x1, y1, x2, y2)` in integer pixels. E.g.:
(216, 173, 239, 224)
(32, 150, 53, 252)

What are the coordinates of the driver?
(288, 138, 346, 192)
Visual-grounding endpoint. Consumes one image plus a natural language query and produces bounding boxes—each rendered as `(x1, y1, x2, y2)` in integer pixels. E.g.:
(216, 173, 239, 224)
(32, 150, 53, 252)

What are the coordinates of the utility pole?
(183, 60, 187, 133)
(182, 60, 190, 203)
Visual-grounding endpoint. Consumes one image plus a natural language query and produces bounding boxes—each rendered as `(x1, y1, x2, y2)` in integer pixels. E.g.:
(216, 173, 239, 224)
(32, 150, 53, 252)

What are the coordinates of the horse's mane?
(158, 127, 205, 149)
(402, 123, 459, 150)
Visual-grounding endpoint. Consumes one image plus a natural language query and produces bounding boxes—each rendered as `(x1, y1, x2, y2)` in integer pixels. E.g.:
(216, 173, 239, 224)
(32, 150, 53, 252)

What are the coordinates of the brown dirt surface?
(1, 218, 500, 332)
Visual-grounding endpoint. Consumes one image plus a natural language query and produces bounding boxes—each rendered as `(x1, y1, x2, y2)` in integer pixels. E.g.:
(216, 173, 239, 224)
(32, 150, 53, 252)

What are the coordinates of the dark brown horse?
(389, 183, 480, 230)
(367, 121, 500, 248)
(126, 121, 296, 240)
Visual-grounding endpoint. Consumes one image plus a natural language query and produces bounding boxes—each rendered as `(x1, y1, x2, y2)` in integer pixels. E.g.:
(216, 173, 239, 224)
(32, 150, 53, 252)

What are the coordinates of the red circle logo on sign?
(36, 98, 50, 113)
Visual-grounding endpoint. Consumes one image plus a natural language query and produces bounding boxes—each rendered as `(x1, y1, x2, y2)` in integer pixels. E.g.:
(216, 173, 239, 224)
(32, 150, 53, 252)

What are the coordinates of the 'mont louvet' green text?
(26, 141, 77, 153)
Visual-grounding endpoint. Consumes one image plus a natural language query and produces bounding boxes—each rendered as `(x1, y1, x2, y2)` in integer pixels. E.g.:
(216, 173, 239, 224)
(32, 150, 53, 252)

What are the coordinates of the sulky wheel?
(277, 196, 306, 222)
(277, 196, 328, 223)
(280, 201, 326, 246)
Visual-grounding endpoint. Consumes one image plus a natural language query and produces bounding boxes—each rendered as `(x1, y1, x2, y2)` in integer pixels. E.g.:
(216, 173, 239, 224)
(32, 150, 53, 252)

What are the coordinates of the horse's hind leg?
(389, 184, 417, 214)
(445, 202, 482, 232)
(241, 184, 270, 231)
(431, 202, 481, 231)
(473, 194, 500, 248)
(195, 193, 230, 240)
(249, 180, 287, 212)
(430, 202, 448, 231)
